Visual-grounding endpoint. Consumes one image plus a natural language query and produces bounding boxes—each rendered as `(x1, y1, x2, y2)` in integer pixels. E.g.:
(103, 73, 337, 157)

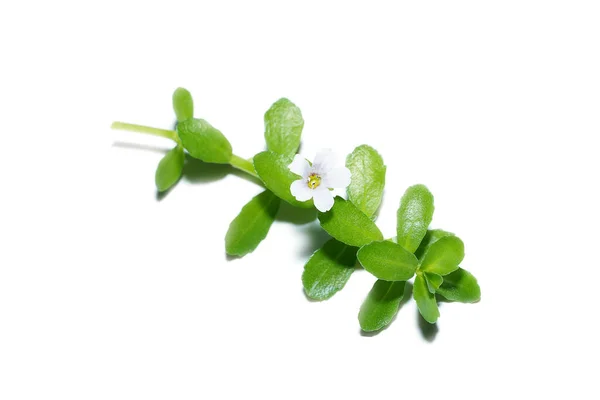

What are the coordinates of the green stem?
(111, 122, 181, 145)
(229, 154, 259, 178)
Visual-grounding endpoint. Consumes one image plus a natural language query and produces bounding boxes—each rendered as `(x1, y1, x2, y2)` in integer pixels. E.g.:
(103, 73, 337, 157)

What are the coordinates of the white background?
(1, 1, 599, 398)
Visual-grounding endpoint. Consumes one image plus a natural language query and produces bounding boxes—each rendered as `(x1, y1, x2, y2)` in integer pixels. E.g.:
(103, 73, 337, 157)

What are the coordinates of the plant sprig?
(111, 87, 481, 334)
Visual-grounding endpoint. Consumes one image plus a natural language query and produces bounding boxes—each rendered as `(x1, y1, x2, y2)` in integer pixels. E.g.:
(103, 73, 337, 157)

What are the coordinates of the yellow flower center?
(307, 173, 322, 189)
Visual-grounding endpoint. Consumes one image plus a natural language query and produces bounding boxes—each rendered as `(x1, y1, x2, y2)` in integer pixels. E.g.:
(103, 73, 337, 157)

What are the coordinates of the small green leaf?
(424, 272, 443, 294)
(346, 145, 386, 217)
(318, 197, 383, 247)
(359, 280, 406, 332)
(436, 268, 481, 303)
(397, 184, 434, 253)
(253, 151, 313, 208)
(264, 98, 304, 158)
(173, 87, 194, 121)
(225, 190, 281, 256)
(413, 273, 439, 324)
(302, 239, 357, 301)
(357, 241, 418, 281)
(177, 118, 232, 164)
(420, 236, 464, 276)
(155, 145, 185, 192)
(414, 229, 455, 260)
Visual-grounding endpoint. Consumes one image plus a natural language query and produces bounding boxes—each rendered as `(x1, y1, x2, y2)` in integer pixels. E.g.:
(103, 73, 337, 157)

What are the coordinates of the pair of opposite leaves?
(155, 88, 239, 191)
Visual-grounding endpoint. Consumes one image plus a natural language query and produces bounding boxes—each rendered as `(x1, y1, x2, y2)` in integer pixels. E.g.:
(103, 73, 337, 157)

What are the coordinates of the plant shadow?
(296, 224, 331, 259)
(112, 141, 169, 155)
(181, 155, 262, 185)
(181, 155, 230, 183)
(417, 305, 440, 342)
(360, 282, 414, 337)
(113, 141, 262, 200)
(157, 155, 263, 201)
(276, 201, 317, 225)
(225, 254, 242, 262)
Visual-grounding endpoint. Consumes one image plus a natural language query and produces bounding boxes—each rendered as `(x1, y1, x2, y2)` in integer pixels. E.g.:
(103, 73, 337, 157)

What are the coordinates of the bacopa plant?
(112, 88, 481, 333)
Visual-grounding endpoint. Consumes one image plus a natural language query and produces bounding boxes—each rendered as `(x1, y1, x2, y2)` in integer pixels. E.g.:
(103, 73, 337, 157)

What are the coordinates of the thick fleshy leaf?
(359, 280, 406, 332)
(155, 145, 185, 192)
(172, 87, 194, 121)
(413, 273, 439, 324)
(397, 184, 434, 253)
(414, 229, 455, 260)
(253, 151, 313, 208)
(346, 145, 386, 217)
(225, 190, 281, 256)
(424, 272, 443, 294)
(177, 118, 232, 164)
(357, 241, 418, 281)
(420, 236, 464, 276)
(264, 98, 304, 158)
(302, 239, 357, 300)
(436, 268, 481, 303)
(318, 197, 383, 247)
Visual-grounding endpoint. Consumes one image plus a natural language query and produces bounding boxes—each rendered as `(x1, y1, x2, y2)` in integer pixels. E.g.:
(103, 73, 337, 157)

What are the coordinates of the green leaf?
(225, 190, 281, 256)
(396, 184, 435, 253)
(253, 151, 313, 208)
(424, 272, 443, 294)
(357, 241, 418, 281)
(414, 229, 455, 260)
(155, 145, 185, 192)
(264, 98, 304, 158)
(302, 239, 357, 300)
(177, 118, 232, 164)
(359, 280, 406, 332)
(346, 145, 386, 217)
(436, 268, 481, 303)
(318, 197, 383, 247)
(420, 236, 464, 276)
(413, 273, 439, 324)
(173, 87, 194, 122)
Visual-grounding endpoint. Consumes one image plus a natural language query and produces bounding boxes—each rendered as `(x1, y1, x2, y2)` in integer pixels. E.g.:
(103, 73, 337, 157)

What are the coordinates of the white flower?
(288, 149, 352, 212)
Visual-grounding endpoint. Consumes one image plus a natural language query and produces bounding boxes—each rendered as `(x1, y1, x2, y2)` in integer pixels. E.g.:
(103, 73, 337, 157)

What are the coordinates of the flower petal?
(290, 179, 313, 202)
(288, 155, 310, 178)
(323, 167, 351, 189)
(312, 149, 336, 174)
(312, 186, 335, 212)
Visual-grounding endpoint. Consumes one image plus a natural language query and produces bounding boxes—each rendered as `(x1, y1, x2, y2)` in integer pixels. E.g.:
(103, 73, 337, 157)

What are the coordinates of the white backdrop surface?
(1, 1, 599, 399)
